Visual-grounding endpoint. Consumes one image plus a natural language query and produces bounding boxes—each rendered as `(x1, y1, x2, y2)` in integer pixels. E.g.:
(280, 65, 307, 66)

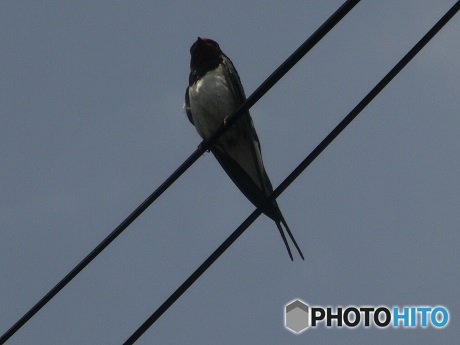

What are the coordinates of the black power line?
(122, 2, 460, 344)
(0, 1, 361, 343)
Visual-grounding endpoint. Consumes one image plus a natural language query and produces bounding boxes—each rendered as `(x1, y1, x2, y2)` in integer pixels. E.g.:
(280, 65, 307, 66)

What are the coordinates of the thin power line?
(0, 1, 361, 343)
(122, 2, 460, 343)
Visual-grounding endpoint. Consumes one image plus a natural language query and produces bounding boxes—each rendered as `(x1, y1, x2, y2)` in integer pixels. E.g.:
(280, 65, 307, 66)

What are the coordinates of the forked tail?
(275, 214, 304, 261)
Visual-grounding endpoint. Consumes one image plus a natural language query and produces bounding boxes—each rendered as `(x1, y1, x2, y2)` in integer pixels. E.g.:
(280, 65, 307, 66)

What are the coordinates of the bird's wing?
(220, 56, 262, 152)
(217, 56, 274, 199)
(184, 86, 194, 125)
(211, 145, 280, 217)
(219, 56, 305, 260)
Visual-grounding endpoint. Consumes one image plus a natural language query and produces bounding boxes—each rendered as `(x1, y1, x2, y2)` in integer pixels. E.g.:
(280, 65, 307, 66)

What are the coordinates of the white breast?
(188, 64, 237, 139)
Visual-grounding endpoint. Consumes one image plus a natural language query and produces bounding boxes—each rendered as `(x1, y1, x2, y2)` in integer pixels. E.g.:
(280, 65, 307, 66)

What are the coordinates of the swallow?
(184, 37, 304, 261)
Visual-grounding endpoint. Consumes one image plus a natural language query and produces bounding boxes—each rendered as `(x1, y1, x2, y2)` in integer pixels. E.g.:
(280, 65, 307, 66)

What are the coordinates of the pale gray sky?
(1, 1, 459, 344)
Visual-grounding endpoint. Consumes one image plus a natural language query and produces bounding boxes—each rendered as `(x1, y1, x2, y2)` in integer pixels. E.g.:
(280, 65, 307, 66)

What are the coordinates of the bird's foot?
(198, 142, 210, 154)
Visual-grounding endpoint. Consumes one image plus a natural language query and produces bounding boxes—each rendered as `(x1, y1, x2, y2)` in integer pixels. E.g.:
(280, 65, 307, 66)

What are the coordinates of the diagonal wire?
(122, 2, 460, 343)
(0, 0, 361, 343)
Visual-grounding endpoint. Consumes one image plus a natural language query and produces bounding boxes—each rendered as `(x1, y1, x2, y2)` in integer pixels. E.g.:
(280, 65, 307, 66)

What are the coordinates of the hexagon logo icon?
(285, 300, 309, 333)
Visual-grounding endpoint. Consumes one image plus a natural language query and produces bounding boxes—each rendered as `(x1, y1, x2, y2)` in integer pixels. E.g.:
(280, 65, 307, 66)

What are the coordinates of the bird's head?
(190, 37, 223, 70)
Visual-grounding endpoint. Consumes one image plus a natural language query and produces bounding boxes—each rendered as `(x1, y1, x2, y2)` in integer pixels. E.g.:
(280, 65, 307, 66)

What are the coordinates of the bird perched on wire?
(184, 37, 304, 261)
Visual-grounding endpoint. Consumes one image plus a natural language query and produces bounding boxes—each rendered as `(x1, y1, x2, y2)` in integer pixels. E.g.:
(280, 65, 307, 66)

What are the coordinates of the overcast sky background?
(1, 1, 459, 344)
